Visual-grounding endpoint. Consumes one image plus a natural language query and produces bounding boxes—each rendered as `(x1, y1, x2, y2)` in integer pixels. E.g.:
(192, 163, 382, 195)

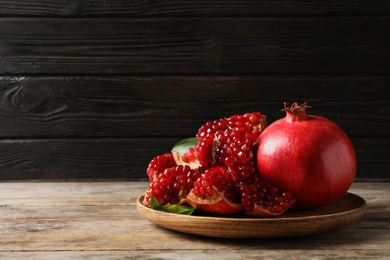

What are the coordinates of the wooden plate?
(137, 192, 366, 238)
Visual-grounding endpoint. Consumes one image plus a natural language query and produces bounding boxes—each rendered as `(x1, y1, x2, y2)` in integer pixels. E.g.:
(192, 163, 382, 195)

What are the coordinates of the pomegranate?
(239, 174, 295, 216)
(143, 165, 202, 207)
(143, 111, 299, 217)
(146, 153, 176, 182)
(186, 166, 243, 214)
(256, 102, 357, 209)
(172, 134, 216, 170)
(214, 127, 255, 182)
(196, 112, 267, 143)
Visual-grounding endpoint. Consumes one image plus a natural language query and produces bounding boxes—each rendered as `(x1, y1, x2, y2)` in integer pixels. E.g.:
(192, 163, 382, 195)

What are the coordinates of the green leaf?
(166, 204, 195, 215)
(150, 196, 165, 212)
(149, 196, 195, 215)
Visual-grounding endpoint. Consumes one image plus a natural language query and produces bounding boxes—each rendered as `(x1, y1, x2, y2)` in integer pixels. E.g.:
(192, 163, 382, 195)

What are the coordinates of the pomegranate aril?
(181, 148, 196, 164)
(192, 166, 240, 203)
(146, 153, 177, 182)
(227, 112, 267, 142)
(143, 165, 201, 207)
(196, 118, 229, 138)
(214, 127, 255, 182)
(282, 191, 294, 200)
(195, 133, 216, 168)
(239, 174, 296, 217)
(186, 166, 243, 215)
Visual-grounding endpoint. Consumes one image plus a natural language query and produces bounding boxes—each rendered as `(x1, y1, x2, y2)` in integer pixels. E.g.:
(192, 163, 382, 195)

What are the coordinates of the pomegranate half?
(256, 102, 357, 209)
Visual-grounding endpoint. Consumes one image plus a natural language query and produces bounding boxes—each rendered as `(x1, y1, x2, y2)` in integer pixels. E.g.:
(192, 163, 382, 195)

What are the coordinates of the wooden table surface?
(0, 181, 389, 259)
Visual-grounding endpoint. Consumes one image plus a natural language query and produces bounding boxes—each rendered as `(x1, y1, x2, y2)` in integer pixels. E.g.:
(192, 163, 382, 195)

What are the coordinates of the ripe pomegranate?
(256, 102, 357, 209)
(146, 153, 177, 182)
(186, 166, 243, 214)
(214, 127, 255, 182)
(143, 165, 202, 207)
(172, 134, 216, 170)
(174, 111, 267, 174)
(239, 174, 295, 216)
(196, 112, 267, 144)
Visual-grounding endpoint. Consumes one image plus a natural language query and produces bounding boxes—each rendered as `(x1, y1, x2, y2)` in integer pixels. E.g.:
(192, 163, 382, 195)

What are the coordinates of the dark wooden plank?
(0, 138, 387, 180)
(0, 1, 389, 17)
(0, 138, 177, 181)
(0, 18, 389, 75)
(0, 76, 388, 138)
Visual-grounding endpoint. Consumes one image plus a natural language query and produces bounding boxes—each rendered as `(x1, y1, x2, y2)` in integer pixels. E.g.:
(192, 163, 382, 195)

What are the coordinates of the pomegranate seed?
(191, 167, 240, 204)
(239, 174, 296, 215)
(143, 165, 202, 207)
(146, 153, 177, 182)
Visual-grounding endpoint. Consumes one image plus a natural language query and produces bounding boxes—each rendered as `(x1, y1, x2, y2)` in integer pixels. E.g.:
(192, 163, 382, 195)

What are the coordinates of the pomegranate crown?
(282, 102, 311, 113)
(281, 102, 311, 121)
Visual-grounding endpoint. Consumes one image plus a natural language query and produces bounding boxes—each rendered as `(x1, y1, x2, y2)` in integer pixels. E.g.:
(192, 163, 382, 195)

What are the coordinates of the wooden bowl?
(137, 192, 366, 238)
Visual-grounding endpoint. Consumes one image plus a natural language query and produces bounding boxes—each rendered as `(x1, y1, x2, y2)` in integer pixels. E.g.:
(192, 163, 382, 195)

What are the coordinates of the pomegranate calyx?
(282, 102, 311, 122)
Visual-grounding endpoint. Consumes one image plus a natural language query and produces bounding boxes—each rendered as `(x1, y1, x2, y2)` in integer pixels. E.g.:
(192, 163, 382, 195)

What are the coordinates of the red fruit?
(227, 112, 268, 143)
(143, 165, 202, 207)
(240, 174, 295, 216)
(256, 102, 357, 209)
(196, 118, 229, 138)
(146, 153, 177, 182)
(195, 133, 216, 168)
(196, 112, 267, 143)
(186, 167, 243, 214)
(172, 135, 216, 170)
(215, 127, 255, 182)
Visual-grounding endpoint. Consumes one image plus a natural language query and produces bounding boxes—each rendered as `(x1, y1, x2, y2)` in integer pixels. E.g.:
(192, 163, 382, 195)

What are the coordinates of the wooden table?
(0, 181, 389, 259)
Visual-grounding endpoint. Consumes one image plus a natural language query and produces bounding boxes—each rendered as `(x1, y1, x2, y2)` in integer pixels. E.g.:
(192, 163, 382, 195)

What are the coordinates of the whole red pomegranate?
(256, 102, 356, 209)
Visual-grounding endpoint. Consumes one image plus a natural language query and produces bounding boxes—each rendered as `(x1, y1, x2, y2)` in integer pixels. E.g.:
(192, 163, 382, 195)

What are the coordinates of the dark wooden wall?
(0, 1, 389, 181)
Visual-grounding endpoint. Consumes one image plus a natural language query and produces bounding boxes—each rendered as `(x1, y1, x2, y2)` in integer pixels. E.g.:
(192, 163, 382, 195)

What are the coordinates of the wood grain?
(0, 0, 389, 17)
(1, 76, 387, 180)
(0, 2, 388, 182)
(0, 138, 387, 180)
(0, 181, 388, 259)
(0, 250, 388, 260)
(0, 18, 389, 75)
(0, 76, 388, 138)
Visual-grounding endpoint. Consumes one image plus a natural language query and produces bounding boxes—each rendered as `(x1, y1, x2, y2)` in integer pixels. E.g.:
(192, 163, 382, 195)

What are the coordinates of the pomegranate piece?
(196, 112, 267, 143)
(186, 166, 243, 215)
(227, 112, 268, 143)
(239, 174, 296, 217)
(146, 153, 177, 182)
(215, 127, 255, 182)
(195, 133, 216, 169)
(143, 165, 202, 207)
(172, 134, 216, 170)
(196, 118, 229, 138)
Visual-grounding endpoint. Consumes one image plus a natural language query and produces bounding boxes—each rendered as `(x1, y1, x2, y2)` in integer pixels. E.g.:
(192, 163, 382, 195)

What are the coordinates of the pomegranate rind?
(171, 138, 201, 169)
(244, 204, 293, 217)
(172, 136, 217, 170)
(186, 187, 243, 215)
